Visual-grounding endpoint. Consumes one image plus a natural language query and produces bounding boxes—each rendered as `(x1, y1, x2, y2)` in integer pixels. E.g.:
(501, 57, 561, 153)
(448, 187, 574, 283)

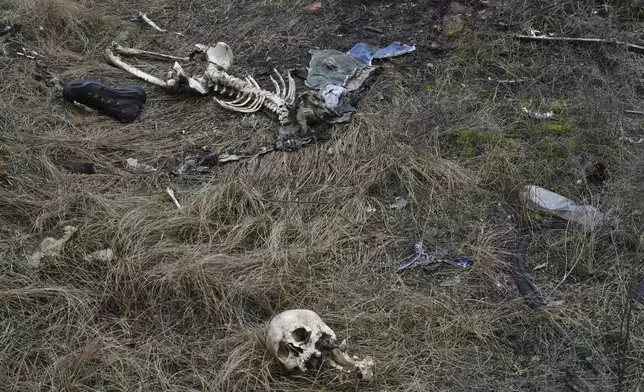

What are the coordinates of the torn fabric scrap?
(347, 42, 416, 66)
(396, 241, 473, 273)
(305, 49, 377, 124)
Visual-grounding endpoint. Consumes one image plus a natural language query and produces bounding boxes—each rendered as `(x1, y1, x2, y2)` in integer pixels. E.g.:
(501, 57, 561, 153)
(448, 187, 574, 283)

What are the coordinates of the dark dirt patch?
(116, 0, 465, 77)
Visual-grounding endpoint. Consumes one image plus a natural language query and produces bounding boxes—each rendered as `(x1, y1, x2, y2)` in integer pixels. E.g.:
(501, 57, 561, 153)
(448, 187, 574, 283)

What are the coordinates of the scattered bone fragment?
(84, 249, 115, 262)
(16, 47, 39, 59)
(166, 187, 182, 209)
(73, 101, 97, 113)
(138, 12, 167, 33)
(25, 226, 77, 268)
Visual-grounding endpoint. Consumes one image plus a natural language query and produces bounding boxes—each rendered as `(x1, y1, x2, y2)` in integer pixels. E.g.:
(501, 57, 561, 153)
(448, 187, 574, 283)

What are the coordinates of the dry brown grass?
(1, 0, 643, 390)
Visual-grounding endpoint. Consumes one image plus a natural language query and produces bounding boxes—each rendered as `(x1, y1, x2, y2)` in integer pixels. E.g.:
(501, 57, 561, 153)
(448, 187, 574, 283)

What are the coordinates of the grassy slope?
(1, 0, 643, 390)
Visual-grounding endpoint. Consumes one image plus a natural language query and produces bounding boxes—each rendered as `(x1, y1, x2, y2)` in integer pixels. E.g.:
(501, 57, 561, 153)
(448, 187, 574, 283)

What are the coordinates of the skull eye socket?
(277, 341, 290, 360)
(278, 341, 305, 359)
(291, 327, 311, 343)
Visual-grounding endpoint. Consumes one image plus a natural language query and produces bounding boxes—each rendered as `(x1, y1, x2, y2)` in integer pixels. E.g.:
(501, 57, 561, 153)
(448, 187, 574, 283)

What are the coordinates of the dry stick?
(112, 42, 190, 62)
(139, 12, 167, 33)
(364, 26, 384, 35)
(514, 34, 644, 55)
(473, 78, 531, 83)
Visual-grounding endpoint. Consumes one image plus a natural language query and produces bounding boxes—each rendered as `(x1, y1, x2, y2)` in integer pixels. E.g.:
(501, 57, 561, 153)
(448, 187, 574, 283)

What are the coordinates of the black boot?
(63, 80, 147, 123)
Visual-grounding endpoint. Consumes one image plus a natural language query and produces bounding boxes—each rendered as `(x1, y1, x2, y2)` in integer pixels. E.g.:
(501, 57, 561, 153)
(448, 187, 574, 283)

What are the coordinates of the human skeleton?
(106, 40, 337, 150)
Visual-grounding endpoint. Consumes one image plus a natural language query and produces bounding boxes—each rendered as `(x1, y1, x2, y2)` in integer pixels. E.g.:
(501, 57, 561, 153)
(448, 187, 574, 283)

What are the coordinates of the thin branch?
(364, 26, 384, 35)
(514, 34, 644, 55)
(473, 77, 531, 83)
(261, 198, 329, 205)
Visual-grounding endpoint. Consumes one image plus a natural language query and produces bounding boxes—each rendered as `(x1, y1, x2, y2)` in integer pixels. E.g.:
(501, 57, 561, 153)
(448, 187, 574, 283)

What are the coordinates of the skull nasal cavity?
(291, 327, 311, 343)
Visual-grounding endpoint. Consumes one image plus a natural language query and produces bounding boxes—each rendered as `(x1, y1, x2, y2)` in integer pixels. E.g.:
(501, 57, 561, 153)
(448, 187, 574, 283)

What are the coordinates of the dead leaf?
(305, 2, 322, 11)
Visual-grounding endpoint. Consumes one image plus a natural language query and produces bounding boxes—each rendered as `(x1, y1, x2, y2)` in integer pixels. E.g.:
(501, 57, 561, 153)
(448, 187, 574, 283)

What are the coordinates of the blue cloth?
(347, 42, 416, 66)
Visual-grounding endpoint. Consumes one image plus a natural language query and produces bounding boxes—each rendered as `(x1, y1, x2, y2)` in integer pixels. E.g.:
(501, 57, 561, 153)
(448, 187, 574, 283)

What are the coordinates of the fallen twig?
(139, 12, 167, 33)
(625, 110, 644, 116)
(473, 77, 531, 84)
(364, 26, 384, 35)
(514, 34, 644, 55)
(509, 234, 546, 309)
(217, 146, 274, 163)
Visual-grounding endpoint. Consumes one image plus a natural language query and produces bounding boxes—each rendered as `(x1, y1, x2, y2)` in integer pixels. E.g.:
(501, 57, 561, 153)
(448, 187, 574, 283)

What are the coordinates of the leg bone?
(112, 42, 190, 62)
(106, 48, 172, 89)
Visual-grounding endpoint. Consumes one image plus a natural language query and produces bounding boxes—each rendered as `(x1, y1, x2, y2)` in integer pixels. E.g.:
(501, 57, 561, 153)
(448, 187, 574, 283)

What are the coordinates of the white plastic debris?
(520, 185, 605, 227)
(620, 135, 644, 144)
(84, 249, 115, 262)
(390, 196, 408, 210)
(25, 225, 78, 268)
(126, 158, 157, 173)
(522, 107, 554, 119)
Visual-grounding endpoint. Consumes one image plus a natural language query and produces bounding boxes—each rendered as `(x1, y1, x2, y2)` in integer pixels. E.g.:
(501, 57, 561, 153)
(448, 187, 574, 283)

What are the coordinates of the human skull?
(265, 309, 375, 380)
(265, 309, 337, 372)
